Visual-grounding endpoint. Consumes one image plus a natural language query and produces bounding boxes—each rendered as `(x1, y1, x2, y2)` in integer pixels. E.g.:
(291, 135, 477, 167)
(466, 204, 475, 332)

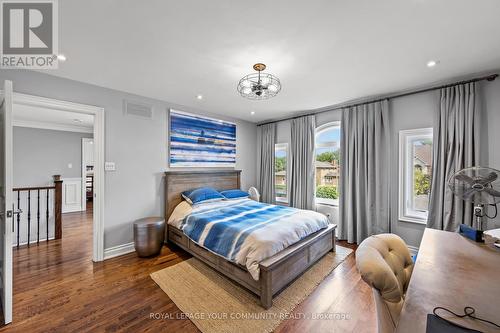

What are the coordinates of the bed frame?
(164, 170, 336, 309)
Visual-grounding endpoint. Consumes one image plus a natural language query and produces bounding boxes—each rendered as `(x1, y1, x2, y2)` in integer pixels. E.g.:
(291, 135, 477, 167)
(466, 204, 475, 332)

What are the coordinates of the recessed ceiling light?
(250, 111, 255, 115)
(57, 54, 67, 61)
(427, 60, 439, 67)
(196, 94, 203, 100)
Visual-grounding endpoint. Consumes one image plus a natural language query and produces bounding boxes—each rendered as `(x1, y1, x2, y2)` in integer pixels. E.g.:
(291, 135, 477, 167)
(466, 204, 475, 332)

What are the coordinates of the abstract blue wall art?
(169, 110, 237, 167)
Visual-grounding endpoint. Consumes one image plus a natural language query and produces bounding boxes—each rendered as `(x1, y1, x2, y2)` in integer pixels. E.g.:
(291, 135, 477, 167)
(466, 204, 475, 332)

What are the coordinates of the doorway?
(11, 92, 104, 262)
(0, 86, 105, 325)
(82, 137, 94, 214)
(0, 81, 105, 324)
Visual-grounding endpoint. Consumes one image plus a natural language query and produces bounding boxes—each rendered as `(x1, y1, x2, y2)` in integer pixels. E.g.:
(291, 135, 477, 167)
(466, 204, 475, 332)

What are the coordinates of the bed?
(164, 170, 336, 309)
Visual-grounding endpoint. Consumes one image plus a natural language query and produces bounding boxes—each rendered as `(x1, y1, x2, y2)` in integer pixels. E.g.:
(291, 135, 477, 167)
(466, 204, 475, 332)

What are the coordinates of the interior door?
(0, 80, 14, 324)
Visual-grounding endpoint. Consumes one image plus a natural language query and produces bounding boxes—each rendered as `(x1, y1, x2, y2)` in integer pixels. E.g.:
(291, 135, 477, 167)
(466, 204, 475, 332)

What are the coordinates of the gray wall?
(273, 77, 500, 248)
(388, 91, 436, 247)
(484, 78, 500, 229)
(1, 70, 258, 250)
(13, 127, 92, 187)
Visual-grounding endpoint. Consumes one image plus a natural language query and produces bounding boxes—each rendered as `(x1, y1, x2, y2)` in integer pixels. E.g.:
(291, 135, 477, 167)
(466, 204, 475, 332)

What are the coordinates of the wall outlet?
(105, 162, 116, 171)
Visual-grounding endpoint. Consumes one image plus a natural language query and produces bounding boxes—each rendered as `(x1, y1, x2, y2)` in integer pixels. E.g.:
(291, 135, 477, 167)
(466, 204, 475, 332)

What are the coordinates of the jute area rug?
(151, 246, 352, 333)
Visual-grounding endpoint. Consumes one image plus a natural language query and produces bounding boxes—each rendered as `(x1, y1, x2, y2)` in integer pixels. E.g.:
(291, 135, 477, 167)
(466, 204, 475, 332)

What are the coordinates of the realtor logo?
(1, 0, 58, 68)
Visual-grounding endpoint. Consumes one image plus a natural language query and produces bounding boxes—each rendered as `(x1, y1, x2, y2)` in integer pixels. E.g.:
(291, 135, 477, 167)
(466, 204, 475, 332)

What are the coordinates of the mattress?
(168, 198, 330, 280)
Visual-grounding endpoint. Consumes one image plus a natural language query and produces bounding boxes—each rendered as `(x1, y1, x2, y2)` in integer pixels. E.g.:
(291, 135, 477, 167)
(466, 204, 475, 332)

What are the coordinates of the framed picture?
(169, 109, 236, 167)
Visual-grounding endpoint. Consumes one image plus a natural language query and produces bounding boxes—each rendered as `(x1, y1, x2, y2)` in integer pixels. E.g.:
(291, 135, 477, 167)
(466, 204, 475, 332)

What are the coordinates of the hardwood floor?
(0, 205, 375, 332)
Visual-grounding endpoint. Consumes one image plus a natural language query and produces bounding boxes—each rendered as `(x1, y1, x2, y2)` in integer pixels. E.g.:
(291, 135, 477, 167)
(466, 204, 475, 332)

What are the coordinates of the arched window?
(315, 122, 341, 205)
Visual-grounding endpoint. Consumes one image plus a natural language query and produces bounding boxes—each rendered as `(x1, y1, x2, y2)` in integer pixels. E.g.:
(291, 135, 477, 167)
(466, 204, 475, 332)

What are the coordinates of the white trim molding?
(104, 242, 135, 260)
(314, 121, 341, 206)
(12, 92, 103, 114)
(398, 128, 433, 224)
(274, 142, 289, 204)
(93, 102, 105, 262)
(13, 119, 93, 133)
(316, 121, 341, 141)
(81, 138, 94, 212)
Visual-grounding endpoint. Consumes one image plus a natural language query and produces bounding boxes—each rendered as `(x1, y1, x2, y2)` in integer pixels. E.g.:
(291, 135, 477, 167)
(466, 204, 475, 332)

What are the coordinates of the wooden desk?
(396, 228, 500, 333)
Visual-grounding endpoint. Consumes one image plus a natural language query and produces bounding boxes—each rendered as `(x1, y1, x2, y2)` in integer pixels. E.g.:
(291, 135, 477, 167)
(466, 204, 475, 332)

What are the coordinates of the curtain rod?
(257, 73, 498, 127)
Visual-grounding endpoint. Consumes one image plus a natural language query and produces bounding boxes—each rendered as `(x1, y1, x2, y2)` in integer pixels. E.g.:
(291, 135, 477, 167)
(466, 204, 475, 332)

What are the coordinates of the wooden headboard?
(164, 170, 242, 220)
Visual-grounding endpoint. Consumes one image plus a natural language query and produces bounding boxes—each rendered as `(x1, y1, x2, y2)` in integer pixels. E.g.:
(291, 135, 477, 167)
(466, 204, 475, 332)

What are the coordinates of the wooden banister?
(53, 175, 63, 240)
(13, 185, 55, 191)
(12, 176, 64, 247)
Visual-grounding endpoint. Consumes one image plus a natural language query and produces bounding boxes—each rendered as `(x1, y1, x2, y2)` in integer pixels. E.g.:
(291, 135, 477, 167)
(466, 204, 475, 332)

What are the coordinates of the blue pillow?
(220, 189, 249, 200)
(181, 187, 224, 205)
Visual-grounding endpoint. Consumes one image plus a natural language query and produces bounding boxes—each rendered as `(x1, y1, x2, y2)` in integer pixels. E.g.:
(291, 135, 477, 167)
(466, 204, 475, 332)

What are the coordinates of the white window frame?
(315, 121, 340, 206)
(275, 143, 289, 204)
(398, 128, 433, 224)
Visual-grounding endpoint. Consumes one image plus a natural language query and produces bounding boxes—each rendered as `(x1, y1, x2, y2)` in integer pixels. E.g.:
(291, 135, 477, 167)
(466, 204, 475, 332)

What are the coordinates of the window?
(275, 143, 288, 203)
(399, 128, 433, 223)
(315, 122, 341, 205)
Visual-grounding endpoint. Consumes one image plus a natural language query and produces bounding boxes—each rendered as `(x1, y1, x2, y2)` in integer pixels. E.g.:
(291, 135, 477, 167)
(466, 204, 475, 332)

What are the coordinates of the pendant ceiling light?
(237, 63, 281, 100)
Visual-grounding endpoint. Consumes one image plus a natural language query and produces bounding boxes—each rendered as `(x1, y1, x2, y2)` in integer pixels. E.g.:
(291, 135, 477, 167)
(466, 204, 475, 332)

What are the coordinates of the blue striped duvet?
(180, 199, 330, 280)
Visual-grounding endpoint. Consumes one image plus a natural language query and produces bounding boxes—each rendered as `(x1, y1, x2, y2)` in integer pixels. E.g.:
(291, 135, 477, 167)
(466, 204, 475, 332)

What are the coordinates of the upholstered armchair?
(356, 234, 414, 333)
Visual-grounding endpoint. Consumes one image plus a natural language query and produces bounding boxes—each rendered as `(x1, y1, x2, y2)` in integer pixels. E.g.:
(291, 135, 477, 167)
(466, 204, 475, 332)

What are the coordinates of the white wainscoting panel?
(62, 178, 83, 213)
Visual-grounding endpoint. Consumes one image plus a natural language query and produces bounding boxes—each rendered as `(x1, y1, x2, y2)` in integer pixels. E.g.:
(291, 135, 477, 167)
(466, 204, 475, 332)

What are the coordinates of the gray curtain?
(339, 100, 390, 243)
(257, 123, 276, 204)
(427, 82, 480, 231)
(289, 115, 316, 209)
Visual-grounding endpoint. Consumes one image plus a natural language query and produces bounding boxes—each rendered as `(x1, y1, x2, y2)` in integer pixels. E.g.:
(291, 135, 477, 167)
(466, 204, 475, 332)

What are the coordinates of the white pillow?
(168, 201, 193, 229)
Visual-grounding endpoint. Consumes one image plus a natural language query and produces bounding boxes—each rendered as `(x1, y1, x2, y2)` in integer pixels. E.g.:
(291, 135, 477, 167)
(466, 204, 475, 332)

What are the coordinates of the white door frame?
(9, 92, 105, 262)
(1, 81, 14, 324)
(81, 138, 94, 212)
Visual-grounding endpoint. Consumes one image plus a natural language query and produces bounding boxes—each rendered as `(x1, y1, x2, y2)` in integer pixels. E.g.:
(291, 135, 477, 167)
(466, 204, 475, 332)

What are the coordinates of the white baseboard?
(13, 237, 55, 247)
(103, 242, 135, 260)
(408, 245, 419, 257)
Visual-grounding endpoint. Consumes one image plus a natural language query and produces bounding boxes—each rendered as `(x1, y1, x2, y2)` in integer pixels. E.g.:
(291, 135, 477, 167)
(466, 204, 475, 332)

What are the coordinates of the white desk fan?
(448, 166, 500, 230)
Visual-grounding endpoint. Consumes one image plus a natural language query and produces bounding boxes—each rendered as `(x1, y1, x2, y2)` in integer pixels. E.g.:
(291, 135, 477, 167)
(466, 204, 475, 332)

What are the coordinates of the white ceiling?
(43, 0, 500, 123)
(13, 104, 94, 133)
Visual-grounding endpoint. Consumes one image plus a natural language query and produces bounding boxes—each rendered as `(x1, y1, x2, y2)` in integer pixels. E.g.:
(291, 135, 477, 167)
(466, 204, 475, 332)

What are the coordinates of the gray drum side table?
(133, 217, 165, 257)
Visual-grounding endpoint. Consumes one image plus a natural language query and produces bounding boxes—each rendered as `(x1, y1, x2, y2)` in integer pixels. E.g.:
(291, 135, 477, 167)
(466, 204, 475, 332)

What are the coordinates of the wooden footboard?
(167, 224, 337, 309)
(258, 224, 336, 308)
